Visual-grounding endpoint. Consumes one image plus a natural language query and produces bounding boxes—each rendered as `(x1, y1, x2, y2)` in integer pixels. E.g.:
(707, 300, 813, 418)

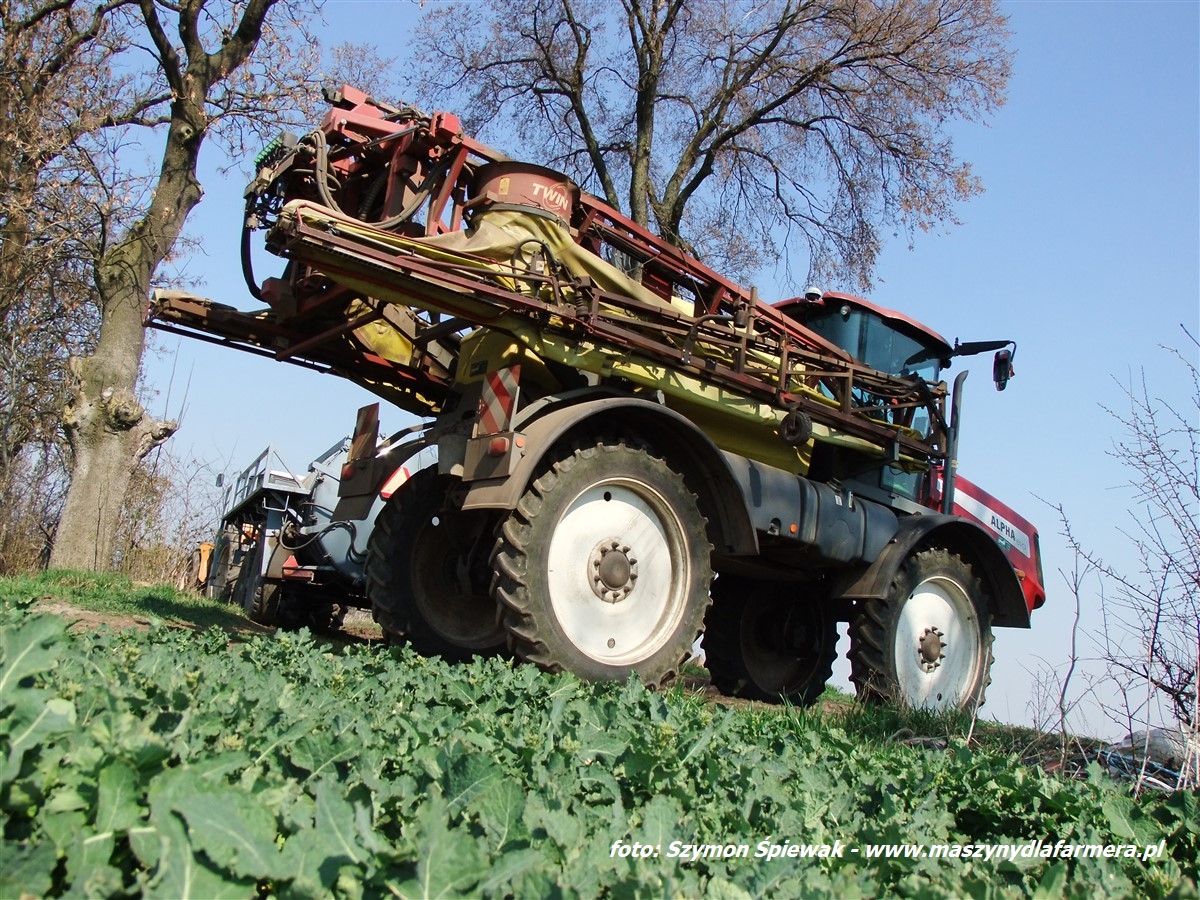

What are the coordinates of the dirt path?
(30, 599, 266, 637)
(30, 598, 383, 643)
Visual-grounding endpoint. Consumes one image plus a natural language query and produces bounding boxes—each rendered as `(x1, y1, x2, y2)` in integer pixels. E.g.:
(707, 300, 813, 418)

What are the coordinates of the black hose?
(308, 126, 459, 232)
(311, 131, 344, 214)
(357, 171, 388, 219)
(280, 519, 364, 562)
(241, 213, 263, 301)
(369, 154, 456, 231)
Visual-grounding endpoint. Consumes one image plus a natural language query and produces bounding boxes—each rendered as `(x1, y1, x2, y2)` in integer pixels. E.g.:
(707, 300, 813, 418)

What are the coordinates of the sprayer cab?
(777, 291, 1017, 392)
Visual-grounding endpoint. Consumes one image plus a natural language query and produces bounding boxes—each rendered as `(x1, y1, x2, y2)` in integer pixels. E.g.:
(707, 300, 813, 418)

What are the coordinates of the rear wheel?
(178, 547, 204, 593)
(275, 586, 345, 633)
(206, 527, 242, 601)
(366, 467, 506, 660)
(236, 537, 284, 626)
(492, 439, 711, 688)
(849, 547, 993, 711)
(704, 576, 838, 706)
(245, 582, 282, 625)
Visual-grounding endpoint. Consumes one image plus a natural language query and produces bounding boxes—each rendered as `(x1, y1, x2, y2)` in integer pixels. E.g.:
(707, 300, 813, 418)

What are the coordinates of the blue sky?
(147, 1, 1199, 737)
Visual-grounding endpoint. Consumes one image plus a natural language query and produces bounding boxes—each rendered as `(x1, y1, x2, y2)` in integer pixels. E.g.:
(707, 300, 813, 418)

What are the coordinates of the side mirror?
(993, 348, 1014, 391)
(215, 473, 225, 488)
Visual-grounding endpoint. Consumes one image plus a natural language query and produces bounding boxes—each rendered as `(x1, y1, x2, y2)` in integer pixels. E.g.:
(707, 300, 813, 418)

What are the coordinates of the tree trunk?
(35, 0, 290, 571)
(49, 354, 177, 571)
(48, 259, 180, 568)
(48, 101, 203, 570)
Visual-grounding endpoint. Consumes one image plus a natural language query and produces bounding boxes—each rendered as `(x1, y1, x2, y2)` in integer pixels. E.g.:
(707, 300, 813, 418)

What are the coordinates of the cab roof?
(774, 291, 953, 359)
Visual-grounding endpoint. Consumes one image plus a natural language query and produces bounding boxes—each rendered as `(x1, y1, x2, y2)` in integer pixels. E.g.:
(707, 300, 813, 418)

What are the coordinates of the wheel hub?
(918, 626, 946, 672)
(590, 539, 639, 603)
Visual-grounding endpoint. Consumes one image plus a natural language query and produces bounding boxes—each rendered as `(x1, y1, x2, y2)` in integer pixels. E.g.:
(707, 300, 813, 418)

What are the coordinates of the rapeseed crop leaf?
(0, 839, 57, 898)
(473, 777, 527, 850)
(441, 741, 503, 815)
(1, 599, 1194, 898)
(95, 760, 143, 832)
(143, 810, 254, 899)
(5, 695, 75, 774)
(0, 614, 66, 699)
(399, 796, 486, 899)
(1102, 793, 1161, 844)
(173, 781, 289, 879)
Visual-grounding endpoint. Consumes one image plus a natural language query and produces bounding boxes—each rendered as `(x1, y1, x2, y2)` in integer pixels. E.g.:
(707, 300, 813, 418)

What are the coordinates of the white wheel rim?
(546, 477, 690, 666)
(894, 575, 981, 710)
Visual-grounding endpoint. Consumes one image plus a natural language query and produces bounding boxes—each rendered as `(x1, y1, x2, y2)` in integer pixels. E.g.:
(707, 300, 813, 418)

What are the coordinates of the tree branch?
(137, 0, 184, 92)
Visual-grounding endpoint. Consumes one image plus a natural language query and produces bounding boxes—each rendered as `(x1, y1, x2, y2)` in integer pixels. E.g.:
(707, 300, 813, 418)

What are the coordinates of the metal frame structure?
(148, 85, 953, 477)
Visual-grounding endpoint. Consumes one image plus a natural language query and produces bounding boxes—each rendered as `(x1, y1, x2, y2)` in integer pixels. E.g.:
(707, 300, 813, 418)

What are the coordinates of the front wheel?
(492, 439, 712, 688)
(849, 547, 993, 711)
(704, 576, 838, 706)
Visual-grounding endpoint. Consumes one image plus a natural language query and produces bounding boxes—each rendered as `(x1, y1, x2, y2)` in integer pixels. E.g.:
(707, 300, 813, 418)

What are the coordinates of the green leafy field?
(1, 585, 1197, 898)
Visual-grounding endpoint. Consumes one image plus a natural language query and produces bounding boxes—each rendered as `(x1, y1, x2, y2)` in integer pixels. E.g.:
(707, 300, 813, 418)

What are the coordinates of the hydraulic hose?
(241, 212, 263, 301)
(311, 127, 453, 231)
(311, 130, 345, 214)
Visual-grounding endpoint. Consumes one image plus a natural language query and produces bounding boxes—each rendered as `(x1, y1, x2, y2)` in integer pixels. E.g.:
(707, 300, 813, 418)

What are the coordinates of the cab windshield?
(801, 306, 941, 382)
(792, 302, 943, 503)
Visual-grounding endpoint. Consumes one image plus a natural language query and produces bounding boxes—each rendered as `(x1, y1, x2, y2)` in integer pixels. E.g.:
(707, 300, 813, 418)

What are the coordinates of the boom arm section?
(148, 289, 455, 417)
(146, 84, 951, 473)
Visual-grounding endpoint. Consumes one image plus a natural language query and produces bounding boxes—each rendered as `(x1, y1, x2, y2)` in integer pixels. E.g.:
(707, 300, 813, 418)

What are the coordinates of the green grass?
(0, 569, 256, 634)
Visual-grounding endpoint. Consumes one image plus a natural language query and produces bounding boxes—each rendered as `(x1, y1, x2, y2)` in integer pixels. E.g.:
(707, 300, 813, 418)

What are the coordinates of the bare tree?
(1064, 333, 1199, 732)
(0, 0, 151, 566)
(44, 0, 341, 571)
(1, 0, 399, 574)
(1, 0, 394, 573)
(114, 443, 224, 586)
(1, 2, 118, 473)
(408, 0, 1011, 286)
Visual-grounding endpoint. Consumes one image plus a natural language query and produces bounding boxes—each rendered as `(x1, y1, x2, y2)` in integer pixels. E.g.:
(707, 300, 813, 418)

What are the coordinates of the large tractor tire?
(244, 581, 282, 626)
(492, 438, 712, 688)
(366, 467, 506, 661)
(849, 546, 993, 712)
(206, 526, 242, 601)
(259, 541, 344, 633)
(704, 576, 838, 706)
(233, 537, 284, 626)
